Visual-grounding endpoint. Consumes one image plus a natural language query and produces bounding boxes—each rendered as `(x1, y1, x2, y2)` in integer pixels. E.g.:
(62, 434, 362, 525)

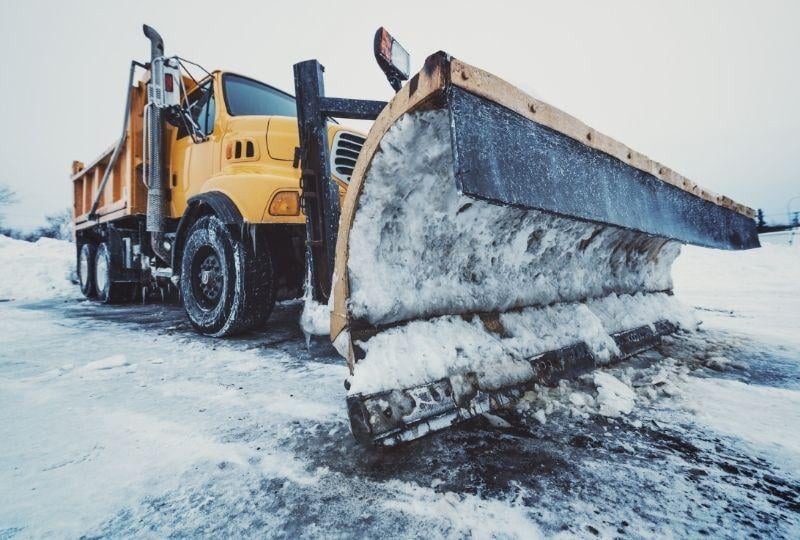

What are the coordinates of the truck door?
(170, 79, 217, 217)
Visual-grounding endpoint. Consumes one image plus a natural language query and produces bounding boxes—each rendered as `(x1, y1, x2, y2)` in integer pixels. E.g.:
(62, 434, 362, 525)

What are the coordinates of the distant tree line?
(0, 184, 72, 242)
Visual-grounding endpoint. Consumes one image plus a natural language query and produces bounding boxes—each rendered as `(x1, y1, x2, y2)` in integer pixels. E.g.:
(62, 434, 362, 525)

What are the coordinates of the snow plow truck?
(72, 25, 759, 446)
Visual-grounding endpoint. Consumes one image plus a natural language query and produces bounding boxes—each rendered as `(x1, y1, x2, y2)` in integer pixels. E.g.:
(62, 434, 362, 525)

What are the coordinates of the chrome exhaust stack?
(142, 24, 177, 264)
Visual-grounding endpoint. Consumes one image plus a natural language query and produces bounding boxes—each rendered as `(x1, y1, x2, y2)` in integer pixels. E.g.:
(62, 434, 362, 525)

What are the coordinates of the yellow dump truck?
(72, 26, 365, 336)
(73, 25, 759, 445)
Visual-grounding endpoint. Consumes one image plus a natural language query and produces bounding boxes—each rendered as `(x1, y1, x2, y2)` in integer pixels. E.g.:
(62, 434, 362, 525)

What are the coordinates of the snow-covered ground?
(674, 243, 800, 348)
(0, 235, 799, 538)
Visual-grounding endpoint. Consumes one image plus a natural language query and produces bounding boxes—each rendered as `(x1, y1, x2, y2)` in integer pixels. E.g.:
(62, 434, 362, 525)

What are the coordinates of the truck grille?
(330, 131, 366, 183)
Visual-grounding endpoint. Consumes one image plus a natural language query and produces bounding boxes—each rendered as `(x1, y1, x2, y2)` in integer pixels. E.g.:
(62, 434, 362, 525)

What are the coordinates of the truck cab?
(72, 24, 400, 338)
(168, 71, 363, 226)
(72, 65, 365, 336)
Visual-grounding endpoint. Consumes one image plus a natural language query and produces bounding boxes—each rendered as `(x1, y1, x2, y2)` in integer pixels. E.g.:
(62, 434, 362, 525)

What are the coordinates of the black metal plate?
(446, 86, 759, 250)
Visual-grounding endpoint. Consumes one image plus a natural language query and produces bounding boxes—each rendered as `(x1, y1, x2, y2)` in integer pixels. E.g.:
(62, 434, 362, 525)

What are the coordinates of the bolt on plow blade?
(329, 52, 759, 446)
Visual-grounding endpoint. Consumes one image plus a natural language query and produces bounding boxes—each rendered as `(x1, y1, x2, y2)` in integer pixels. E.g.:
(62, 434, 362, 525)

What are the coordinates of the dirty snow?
(516, 353, 685, 426)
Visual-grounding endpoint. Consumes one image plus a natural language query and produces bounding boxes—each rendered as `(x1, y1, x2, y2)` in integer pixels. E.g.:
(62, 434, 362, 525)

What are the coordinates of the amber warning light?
(373, 27, 410, 92)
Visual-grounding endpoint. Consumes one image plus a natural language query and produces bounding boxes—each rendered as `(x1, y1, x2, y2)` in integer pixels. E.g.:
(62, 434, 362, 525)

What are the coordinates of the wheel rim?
(79, 248, 90, 288)
(191, 245, 224, 310)
(95, 252, 108, 294)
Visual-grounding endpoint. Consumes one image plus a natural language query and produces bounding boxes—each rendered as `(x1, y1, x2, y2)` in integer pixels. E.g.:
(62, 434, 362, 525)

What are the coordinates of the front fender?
(200, 172, 304, 225)
(172, 191, 243, 271)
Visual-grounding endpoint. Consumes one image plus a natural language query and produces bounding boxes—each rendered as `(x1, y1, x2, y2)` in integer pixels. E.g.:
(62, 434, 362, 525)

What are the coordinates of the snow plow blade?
(330, 52, 759, 446)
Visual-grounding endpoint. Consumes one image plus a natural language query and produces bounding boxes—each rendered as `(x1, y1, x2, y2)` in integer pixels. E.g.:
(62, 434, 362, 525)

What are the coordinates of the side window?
(177, 81, 215, 140)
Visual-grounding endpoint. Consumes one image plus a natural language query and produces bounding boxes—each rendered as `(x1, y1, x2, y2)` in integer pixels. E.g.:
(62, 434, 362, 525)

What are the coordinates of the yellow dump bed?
(71, 80, 148, 231)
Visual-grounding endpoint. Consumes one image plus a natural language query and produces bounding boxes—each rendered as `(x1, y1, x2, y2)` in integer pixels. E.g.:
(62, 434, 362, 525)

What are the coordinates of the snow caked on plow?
(327, 54, 759, 446)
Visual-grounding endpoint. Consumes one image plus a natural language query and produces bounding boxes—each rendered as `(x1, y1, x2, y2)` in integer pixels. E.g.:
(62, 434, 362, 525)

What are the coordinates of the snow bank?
(0, 235, 77, 301)
(674, 243, 799, 301)
(758, 227, 799, 246)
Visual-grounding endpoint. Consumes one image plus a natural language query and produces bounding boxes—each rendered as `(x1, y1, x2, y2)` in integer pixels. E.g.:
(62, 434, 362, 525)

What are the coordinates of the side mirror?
(373, 27, 410, 92)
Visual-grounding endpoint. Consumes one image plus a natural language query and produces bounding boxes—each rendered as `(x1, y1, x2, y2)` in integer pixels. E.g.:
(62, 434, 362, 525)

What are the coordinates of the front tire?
(78, 243, 96, 298)
(180, 215, 275, 337)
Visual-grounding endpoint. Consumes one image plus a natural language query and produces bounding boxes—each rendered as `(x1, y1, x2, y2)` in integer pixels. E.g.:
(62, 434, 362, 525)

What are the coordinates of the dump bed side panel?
(72, 81, 148, 230)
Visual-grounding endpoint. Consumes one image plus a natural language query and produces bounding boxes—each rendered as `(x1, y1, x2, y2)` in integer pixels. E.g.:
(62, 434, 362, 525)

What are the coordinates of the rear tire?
(78, 243, 96, 298)
(180, 215, 276, 337)
(94, 242, 129, 304)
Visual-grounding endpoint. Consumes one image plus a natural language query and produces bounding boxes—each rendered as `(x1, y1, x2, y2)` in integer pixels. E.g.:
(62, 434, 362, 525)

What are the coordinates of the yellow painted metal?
(73, 70, 363, 229)
(169, 72, 358, 224)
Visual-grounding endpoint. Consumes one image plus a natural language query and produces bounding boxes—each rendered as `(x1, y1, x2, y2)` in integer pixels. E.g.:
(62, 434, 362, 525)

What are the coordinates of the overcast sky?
(1, 0, 798, 229)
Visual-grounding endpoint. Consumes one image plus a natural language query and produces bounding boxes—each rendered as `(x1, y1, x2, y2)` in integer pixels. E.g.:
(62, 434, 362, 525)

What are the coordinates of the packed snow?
(346, 109, 680, 327)
(348, 292, 696, 395)
(682, 377, 800, 474)
(344, 109, 695, 395)
(674, 243, 800, 347)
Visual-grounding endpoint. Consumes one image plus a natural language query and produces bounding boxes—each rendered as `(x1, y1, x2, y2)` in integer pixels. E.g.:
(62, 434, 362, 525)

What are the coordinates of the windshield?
(222, 73, 296, 117)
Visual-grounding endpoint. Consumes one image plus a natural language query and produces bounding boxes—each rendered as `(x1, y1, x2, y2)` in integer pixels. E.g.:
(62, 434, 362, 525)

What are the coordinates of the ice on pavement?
(1, 303, 553, 537)
(0, 305, 346, 537)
